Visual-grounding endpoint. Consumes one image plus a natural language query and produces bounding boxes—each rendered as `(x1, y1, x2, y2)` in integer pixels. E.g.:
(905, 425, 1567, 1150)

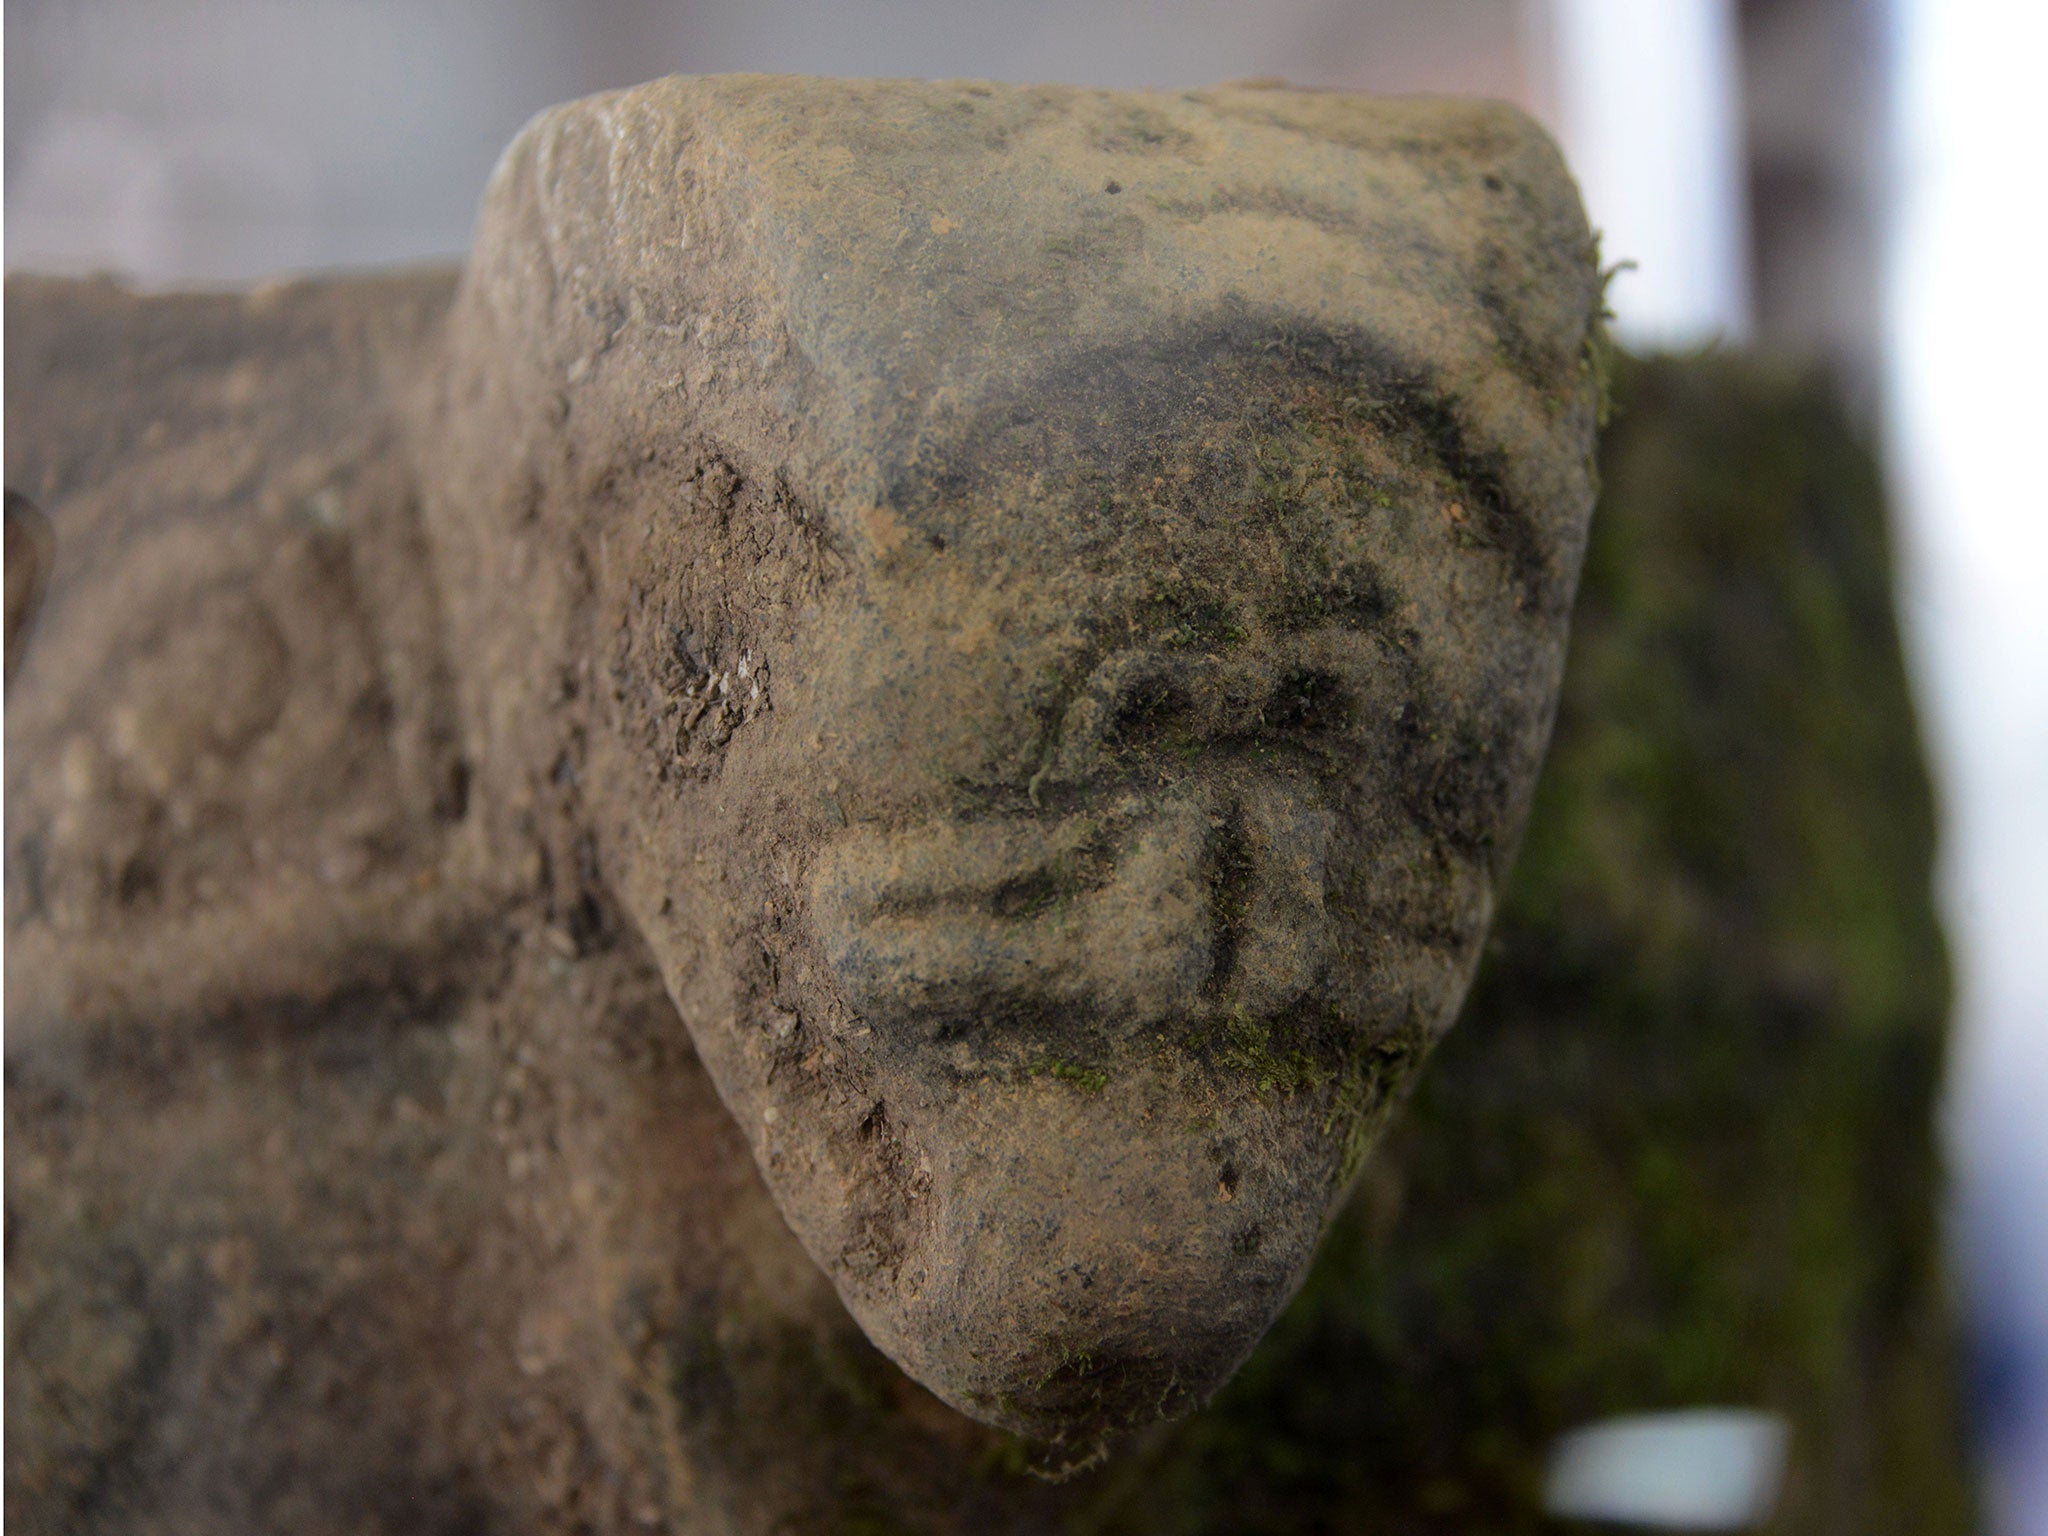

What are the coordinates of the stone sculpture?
(1095, 353, 1976, 1535)
(5, 75, 1603, 1529)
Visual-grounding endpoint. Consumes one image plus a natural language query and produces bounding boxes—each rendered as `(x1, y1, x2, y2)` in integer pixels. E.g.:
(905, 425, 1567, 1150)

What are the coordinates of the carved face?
(601, 326, 1563, 1450)
(428, 73, 1598, 1457)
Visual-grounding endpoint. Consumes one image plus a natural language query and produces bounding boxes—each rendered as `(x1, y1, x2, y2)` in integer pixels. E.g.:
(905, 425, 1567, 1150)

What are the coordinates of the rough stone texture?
(431, 74, 1602, 1450)
(3, 78, 1974, 1536)
(4, 75, 1607, 1530)
(1074, 353, 1979, 1532)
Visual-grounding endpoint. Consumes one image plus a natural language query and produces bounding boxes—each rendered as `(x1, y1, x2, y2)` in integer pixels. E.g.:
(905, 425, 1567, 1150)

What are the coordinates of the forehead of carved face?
(614, 321, 1563, 1450)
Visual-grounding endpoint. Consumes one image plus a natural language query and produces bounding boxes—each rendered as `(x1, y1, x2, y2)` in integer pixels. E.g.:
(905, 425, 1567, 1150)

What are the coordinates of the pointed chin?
(830, 1056, 1359, 1448)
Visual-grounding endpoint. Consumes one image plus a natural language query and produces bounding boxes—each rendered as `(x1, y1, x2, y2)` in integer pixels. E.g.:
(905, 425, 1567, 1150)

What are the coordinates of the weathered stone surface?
(1073, 354, 1978, 1532)
(5, 74, 1602, 1528)
(429, 74, 1603, 1448)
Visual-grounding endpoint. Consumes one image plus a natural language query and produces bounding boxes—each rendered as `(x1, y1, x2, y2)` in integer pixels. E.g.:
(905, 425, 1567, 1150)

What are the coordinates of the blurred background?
(6, 0, 2043, 1528)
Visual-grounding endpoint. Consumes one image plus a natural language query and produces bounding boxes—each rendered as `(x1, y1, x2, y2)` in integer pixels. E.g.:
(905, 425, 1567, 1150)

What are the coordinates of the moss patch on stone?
(1072, 353, 1977, 1534)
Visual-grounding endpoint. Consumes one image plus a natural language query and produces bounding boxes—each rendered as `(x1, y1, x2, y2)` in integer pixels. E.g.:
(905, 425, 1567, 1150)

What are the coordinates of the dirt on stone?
(5, 75, 1603, 1532)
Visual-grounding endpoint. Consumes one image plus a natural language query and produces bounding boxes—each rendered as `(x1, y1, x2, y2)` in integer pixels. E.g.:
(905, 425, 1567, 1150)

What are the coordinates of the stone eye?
(1102, 669, 1188, 748)
(1269, 667, 1350, 735)
(1326, 564, 1391, 630)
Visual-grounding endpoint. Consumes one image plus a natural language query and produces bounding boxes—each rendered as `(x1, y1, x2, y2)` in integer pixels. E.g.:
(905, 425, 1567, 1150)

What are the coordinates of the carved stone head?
(424, 75, 1601, 1452)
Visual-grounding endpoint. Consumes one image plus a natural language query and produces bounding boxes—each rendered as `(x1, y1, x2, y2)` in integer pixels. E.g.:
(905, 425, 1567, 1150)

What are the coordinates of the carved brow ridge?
(879, 310, 1549, 601)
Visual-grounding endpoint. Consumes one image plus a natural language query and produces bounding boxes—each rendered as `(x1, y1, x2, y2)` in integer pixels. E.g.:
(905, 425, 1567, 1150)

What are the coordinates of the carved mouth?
(808, 779, 1338, 1056)
(809, 630, 1382, 1057)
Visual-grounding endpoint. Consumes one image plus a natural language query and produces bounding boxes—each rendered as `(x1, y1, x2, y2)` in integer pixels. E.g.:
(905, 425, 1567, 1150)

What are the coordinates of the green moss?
(691, 354, 1972, 1536)
(1323, 1037, 1420, 1189)
(1143, 582, 1246, 650)
(1071, 354, 1975, 1534)
(1030, 1058, 1110, 1093)
(1183, 1006, 1328, 1098)
(1581, 242, 1625, 429)
(974, 1435, 1037, 1480)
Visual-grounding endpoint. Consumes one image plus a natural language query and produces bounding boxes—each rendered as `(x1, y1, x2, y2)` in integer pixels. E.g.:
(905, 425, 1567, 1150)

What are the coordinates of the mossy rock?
(1071, 353, 1976, 1532)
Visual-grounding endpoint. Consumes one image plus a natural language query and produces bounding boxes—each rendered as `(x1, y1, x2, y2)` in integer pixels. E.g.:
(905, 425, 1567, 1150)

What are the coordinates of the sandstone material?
(1078, 354, 1977, 1533)
(430, 75, 1604, 1445)
(5, 73, 1602, 1526)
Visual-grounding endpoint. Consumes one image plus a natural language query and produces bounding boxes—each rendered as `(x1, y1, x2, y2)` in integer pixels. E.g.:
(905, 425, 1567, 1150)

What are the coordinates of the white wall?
(1538, 0, 1750, 347)
(4, 0, 1532, 284)
(1889, 4, 2048, 1530)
